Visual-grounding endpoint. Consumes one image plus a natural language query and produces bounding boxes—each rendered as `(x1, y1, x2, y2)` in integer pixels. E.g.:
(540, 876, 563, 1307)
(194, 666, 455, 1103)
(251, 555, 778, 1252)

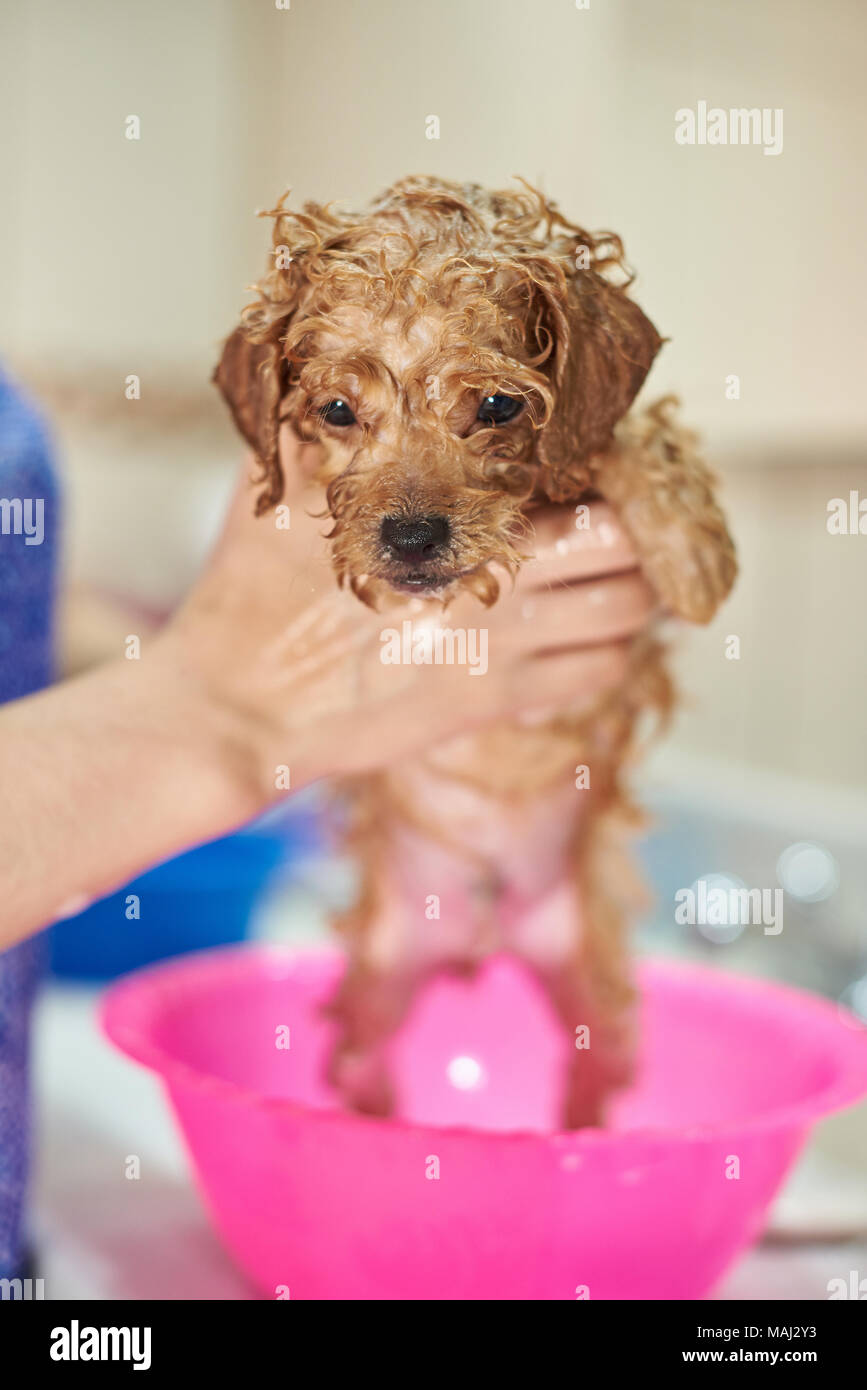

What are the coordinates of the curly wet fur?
(214, 176, 661, 599)
(214, 176, 736, 1128)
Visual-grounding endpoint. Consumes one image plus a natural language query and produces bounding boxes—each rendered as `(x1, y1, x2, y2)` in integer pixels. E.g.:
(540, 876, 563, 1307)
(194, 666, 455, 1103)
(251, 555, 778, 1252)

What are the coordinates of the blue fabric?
(0, 365, 60, 1276)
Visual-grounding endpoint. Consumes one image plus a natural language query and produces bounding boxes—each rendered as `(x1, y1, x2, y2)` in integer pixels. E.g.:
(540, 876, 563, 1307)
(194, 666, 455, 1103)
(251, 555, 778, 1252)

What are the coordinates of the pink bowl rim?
(100, 943, 867, 1148)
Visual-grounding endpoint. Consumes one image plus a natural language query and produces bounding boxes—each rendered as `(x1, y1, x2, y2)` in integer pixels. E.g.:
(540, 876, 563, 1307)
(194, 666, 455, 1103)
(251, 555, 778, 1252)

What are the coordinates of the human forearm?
(0, 655, 271, 950)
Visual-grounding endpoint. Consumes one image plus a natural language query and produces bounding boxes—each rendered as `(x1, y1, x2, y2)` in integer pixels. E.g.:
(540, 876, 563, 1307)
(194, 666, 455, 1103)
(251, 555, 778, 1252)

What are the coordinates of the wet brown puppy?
(215, 176, 736, 1127)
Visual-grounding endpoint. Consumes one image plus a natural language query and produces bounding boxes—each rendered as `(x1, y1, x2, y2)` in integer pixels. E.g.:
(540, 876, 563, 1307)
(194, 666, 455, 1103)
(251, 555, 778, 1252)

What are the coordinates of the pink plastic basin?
(102, 947, 867, 1300)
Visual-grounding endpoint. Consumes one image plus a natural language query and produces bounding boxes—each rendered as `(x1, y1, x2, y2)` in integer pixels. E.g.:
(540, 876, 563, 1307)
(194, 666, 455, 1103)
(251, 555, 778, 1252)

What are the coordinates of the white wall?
(3, 0, 865, 453)
(1, 0, 865, 787)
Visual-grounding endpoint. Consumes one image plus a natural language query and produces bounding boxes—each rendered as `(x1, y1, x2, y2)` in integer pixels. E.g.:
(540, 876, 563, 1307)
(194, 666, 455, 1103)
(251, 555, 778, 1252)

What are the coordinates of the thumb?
(278, 424, 325, 505)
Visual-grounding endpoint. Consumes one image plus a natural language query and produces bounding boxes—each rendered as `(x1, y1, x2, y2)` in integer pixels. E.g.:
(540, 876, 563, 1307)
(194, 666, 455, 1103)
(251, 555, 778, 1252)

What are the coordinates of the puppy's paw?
(325, 1041, 396, 1119)
(640, 520, 737, 625)
(600, 402, 737, 626)
(560, 1040, 634, 1131)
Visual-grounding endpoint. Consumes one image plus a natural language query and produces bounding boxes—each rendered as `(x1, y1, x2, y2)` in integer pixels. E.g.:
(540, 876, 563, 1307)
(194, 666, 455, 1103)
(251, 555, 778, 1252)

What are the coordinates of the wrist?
(141, 638, 276, 830)
(0, 648, 280, 949)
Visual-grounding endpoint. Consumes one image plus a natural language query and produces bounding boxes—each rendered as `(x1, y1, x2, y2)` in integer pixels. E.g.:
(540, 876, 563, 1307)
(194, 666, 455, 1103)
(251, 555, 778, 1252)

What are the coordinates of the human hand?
(0, 435, 658, 947)
(154, 435, 656, 811)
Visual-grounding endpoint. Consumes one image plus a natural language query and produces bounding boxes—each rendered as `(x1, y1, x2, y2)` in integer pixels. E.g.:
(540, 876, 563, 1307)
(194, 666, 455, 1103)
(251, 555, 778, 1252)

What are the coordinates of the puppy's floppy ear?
(537, 271, 662, 501)
(213, 326, 288, 514)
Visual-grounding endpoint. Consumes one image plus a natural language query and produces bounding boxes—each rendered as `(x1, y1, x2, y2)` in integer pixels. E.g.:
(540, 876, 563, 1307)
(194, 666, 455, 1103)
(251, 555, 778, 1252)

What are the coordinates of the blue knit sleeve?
(0, 364, 61, 1279)
(0, 365, 61, 699)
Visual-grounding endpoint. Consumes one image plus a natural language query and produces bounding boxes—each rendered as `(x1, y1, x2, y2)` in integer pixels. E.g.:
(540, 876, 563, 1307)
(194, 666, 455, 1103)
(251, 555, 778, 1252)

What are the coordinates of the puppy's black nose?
(380, 514, 450, 560)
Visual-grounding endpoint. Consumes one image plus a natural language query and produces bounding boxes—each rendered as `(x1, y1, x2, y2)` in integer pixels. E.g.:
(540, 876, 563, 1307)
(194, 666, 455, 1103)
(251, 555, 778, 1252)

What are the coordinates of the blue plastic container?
(50, 813, 316, 981)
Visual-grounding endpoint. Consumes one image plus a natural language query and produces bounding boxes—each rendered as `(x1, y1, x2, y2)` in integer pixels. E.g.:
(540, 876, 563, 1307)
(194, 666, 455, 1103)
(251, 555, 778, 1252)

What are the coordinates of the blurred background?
(0, 0, 865, 1298)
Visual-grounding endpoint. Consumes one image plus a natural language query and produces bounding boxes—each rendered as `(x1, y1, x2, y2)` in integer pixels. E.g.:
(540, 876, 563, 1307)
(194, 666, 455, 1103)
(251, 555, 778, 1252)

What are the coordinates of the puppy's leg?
(506, 867, 636, 1129)
(326, 771, 501, 1116)
(502, 768, 644, 1129)
(599, 399, 737, 623)
(323, 951, 423, 1117)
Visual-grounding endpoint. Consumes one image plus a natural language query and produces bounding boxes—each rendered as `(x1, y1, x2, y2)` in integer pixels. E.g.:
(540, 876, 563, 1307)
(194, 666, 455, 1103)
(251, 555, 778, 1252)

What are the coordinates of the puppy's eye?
(477, 394, 523, 426)
(319, 399, 357, 427)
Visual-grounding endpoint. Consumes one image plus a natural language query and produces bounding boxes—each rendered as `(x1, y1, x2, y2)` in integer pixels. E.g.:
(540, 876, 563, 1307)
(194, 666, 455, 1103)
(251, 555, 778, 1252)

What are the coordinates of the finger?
(278, 423, 325, 497)
(220, 433, 324, 545)
(212, 454, 266, 544)
(197, 459, 278, 594)
(515, 501, 639, 590)
(210, 449, 332, 588)
(508, 572, 657, 655)
(513, 640, 632, 720)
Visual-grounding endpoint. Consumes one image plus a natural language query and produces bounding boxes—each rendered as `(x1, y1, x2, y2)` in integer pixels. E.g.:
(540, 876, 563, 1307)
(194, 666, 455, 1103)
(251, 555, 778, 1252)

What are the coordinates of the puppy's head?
(215, 176, 661, 606)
